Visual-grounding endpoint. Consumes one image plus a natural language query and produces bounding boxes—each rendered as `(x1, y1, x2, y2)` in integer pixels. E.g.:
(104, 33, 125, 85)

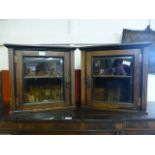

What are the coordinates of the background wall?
(0, 19, 155, 101)
(1, 19, 155, 69)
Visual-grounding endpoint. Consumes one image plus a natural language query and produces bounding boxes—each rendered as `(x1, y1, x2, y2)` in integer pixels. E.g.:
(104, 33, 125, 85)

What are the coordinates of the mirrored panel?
(92, 56, 134, 104)
(23, 57, 64, 104)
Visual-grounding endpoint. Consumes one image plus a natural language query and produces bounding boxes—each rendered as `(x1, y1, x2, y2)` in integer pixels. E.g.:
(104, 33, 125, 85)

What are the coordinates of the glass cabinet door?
(86, 50, 141, 110)
(23, 57, 64, 104)
(15, 51, 70, 110)
(92, 56, 133, 104)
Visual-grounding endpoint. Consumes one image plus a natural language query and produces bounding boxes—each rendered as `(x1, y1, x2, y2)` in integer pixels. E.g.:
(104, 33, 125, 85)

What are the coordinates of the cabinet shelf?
(24, 75, 63, 79)
(93, 75, 132, 78)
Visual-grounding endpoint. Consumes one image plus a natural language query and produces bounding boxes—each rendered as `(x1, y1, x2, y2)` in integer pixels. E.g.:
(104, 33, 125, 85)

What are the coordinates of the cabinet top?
(80, 42, 151, 51)
(4, 44, 76, 51)
(4, 42, 151, 51)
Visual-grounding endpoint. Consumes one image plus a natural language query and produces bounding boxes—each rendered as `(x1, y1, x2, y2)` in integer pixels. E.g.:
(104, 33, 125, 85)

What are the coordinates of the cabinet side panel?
(70, 51, 75, 106)
(133, 49, 141, 110)
(142, 47, 149, 111)
(8, 48, 16, 112)
(81, 51, 86, 106)
(16, 52, 23, 105)
(64, 52, 71, 106)
(86, 52, 92, 106)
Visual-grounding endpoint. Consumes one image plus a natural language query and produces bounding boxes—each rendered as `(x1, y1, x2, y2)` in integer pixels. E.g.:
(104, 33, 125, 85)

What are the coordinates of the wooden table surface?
(0, 102, 155, 135)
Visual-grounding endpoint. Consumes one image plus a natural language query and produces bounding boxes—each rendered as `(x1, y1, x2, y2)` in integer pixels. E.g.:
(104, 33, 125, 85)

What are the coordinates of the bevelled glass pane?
(23, 57, 64, 104)
(92, 56, 133, 104)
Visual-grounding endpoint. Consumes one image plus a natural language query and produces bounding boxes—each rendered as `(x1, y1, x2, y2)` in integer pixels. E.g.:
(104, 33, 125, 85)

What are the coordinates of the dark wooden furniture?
(122, 28, 155, 73)
(4, 43, 150, 113)
(1, 43, 152, 135)
(81, 43, 150, 112)
(0, 105, 155, 135)
(4, 44, 75, 112)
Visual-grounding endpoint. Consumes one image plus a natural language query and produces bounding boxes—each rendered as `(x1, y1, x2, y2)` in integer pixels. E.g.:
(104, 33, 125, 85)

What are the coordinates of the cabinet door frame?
(15, 50, 71, 111)
(85, 49, 141, 110)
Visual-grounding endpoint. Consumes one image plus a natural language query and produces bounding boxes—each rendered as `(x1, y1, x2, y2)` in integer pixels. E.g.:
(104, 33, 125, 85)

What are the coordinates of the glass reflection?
(23, 57, 64, 104)
(92, 56, 133, 104)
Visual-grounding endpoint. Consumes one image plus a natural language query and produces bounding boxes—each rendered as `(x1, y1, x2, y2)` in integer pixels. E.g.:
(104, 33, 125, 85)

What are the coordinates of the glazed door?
(15, 51, 71, 111)
(86, 49, 141, 110)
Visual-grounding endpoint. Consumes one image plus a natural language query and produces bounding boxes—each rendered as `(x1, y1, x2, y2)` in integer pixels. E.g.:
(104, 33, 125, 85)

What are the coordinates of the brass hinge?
(14, 55, 18, 63)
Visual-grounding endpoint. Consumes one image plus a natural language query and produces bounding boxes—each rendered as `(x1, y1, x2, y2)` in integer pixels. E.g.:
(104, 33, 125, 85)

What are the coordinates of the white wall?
(0, 19, 155, 101)
(1, 19, 155, 70)
(70, 19, 151, 44)
(0, 19, 71, 45)
(1, 19, 154, 46)
(0, 46, 8, 70)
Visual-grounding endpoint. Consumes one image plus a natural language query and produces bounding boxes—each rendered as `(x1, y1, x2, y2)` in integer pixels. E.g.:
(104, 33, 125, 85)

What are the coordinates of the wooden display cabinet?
(5, 44, 75, 112)
(81, 43, 150, 112)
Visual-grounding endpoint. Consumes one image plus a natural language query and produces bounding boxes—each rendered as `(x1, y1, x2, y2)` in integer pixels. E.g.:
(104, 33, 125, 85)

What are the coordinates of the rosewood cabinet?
(81, 43, 150, 112)
(5, 44, 75, 112)
(4, 43, 150, 114)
